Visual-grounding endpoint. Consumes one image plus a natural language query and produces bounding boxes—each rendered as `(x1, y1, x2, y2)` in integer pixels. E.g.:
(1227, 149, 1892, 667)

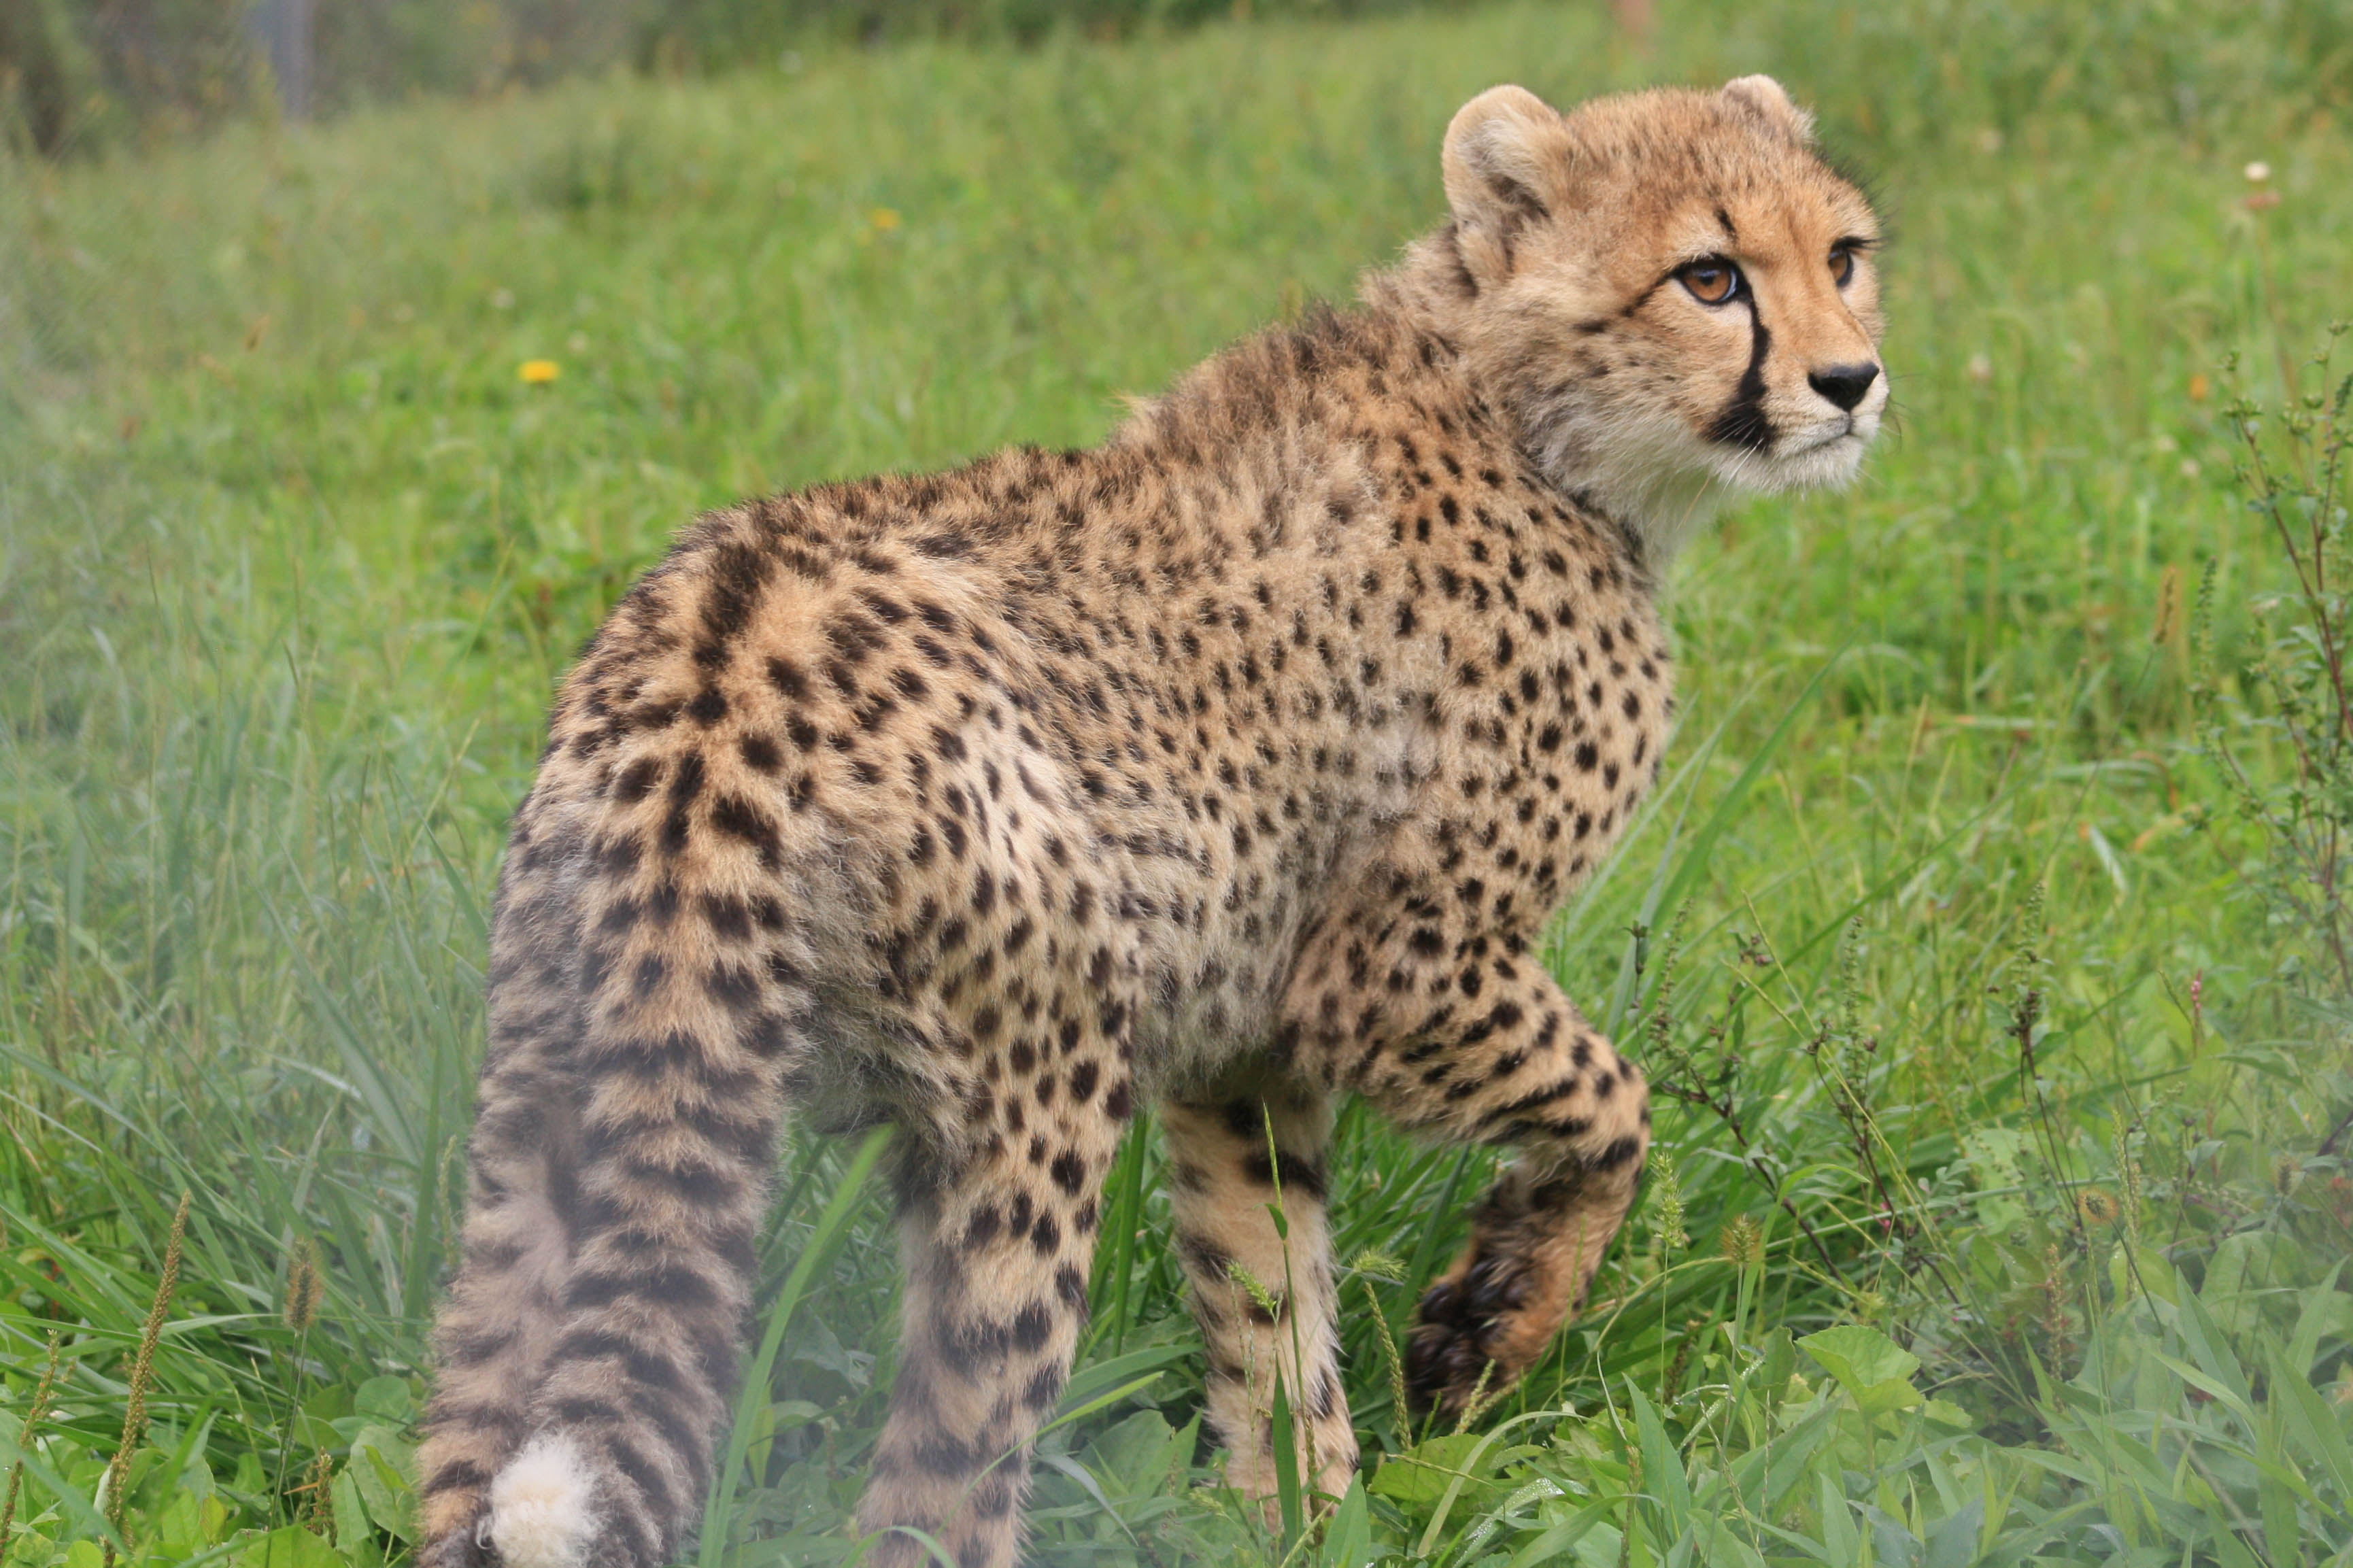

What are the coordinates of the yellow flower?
(519, 360, 562, 385)
(869, 207, 902, 231)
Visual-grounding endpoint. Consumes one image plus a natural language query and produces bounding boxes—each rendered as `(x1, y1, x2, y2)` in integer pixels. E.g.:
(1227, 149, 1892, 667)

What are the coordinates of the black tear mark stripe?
(1706, 308, 1776, 451)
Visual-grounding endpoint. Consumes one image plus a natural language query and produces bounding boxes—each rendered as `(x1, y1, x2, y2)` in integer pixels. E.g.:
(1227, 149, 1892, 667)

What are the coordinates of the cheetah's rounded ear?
(1720, 75, 1816, 143)
(1442, 86, 1575, 276)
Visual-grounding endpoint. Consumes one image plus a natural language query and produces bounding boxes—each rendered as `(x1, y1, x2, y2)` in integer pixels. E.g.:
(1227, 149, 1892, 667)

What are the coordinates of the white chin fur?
(486, 1434, 600, 1568)
(1711, 424, 1874, 497)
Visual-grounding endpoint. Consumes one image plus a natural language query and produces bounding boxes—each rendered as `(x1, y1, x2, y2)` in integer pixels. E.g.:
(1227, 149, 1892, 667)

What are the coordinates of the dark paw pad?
(1404, 1252, 1528, 1414)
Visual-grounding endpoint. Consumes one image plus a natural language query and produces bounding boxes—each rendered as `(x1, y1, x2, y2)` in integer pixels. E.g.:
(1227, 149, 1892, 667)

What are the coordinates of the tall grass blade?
(699, 1126, 892, 1568)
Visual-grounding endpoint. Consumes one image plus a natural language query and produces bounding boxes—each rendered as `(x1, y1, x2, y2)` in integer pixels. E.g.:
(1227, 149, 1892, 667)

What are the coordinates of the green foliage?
(2, 0, 2350, 1563)
(10, 0, 2353, 152)
(2198, 325, 2353, 1015)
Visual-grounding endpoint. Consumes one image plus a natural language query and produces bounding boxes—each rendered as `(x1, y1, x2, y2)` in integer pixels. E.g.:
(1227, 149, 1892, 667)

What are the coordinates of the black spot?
(766, 657, 809, 700)
(737, 733, 781, 772)
(1011, 1301, 1053, 1352)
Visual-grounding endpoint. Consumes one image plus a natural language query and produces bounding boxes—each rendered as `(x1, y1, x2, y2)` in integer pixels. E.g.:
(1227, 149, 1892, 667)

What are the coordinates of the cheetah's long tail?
(418, 798, 814, 1568)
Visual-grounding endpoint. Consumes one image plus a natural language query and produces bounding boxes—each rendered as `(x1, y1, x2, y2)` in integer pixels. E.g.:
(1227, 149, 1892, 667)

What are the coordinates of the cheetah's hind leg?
(856, 1104, 1129, 1568)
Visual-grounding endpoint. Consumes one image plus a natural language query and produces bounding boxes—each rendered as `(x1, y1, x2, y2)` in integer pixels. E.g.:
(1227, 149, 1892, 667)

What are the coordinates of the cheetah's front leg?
(1161, 1072, 1357, 1514)
(1298, 955, 1649, 1420)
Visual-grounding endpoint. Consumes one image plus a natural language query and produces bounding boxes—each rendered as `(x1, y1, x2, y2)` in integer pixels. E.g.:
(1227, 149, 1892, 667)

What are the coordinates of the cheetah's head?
(1424, 78, 1886, 560)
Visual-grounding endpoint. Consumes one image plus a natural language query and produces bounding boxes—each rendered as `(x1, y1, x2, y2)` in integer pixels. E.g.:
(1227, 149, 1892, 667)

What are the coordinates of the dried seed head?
(285, 1237, 323, 1333)
(105, 1192, 190, 1563)
(1719, 1213, 1764, 1270)
(1650, 1148, 1688, 1254)
(1225, 1260, 1281, 1322)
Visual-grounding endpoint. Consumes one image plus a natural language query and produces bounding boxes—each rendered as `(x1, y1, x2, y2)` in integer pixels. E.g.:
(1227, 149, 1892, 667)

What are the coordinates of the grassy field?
(3, 1, 2352, 1563)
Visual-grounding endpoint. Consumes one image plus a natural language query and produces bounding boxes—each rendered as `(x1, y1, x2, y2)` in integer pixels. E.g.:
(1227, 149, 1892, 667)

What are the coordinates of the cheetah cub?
(420, 74, 1886, 1568)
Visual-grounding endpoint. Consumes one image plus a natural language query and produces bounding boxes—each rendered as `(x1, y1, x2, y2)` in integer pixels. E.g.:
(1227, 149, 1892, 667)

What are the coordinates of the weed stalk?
(103, 1191, 189, 1568)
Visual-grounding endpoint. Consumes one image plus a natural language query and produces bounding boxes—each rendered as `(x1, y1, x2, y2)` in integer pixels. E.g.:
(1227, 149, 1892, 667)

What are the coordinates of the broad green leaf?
(331, 1468, 374, 1558)
(1799, 1325, 1924, 1417)
(1798, 1325, 1920, 1388)
(352, 1376, 414, 1422)
(345, 1424, 416, 1543)
(232, 1526, 343, 1568)
(1271, 1371, 1304, 1549)
(1924, 1497, 1984, 1568)
(1961, 1129, 2029, 1232)
(1368, 1433, 1493, 1510)
(1631, 1384, 1692, 1541)
(1325, 1476, 1372, 1568)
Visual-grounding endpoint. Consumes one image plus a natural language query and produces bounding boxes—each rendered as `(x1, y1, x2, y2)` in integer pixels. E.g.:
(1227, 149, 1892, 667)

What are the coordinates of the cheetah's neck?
(1371, 234, 1734, 568)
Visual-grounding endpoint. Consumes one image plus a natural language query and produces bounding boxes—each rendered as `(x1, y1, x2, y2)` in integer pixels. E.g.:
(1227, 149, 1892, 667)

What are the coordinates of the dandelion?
(2076, 1187, 2120, 1227)
(2244, 160, 2271, 184)
(519, 359, 562, 385)
(869, 207, 902, 231)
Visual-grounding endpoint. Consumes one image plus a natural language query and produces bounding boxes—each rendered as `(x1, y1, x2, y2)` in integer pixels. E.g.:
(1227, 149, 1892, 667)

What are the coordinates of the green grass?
(3, 1, 2352, 1564)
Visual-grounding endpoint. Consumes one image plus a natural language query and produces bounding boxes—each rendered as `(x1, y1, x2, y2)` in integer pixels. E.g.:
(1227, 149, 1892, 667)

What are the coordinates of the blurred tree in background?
(2, 0, 2348, 156)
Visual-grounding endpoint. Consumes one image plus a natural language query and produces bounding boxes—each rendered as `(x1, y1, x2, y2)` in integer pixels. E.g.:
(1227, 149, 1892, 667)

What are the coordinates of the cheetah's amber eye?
(1829, 243, 1857, 285)
(1678, 258, 1742, 306)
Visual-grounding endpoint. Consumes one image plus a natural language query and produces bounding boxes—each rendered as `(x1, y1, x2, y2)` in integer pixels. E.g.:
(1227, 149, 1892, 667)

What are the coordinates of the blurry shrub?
(3, 0, 2349, 158)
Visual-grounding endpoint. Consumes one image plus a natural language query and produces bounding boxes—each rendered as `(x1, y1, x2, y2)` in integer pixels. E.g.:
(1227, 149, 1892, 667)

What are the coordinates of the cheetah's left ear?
(1442, 86, 1576, 282)
(1720, 75, 1816, 143)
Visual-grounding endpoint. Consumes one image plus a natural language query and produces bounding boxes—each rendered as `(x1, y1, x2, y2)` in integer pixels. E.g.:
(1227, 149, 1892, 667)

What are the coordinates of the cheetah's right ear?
(1442, 86, 1575, 282)
(1720, 75, 1816, 143)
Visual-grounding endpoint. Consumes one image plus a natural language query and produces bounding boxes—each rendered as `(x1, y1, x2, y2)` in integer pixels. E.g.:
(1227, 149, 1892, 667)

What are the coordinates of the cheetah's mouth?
(1781, 416, 1860, 456)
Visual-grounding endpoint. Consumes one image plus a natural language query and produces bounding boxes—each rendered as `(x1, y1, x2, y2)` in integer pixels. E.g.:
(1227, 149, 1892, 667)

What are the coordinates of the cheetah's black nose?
(1807, 362, 1880, 413)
